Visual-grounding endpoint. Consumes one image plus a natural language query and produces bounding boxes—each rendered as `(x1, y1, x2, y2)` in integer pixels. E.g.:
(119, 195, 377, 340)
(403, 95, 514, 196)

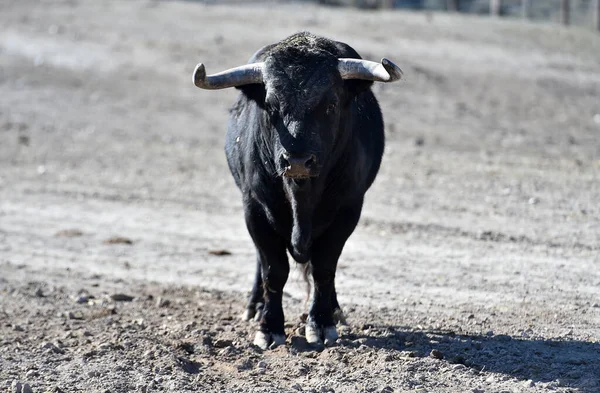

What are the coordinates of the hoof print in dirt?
(253, 331, 286, 350)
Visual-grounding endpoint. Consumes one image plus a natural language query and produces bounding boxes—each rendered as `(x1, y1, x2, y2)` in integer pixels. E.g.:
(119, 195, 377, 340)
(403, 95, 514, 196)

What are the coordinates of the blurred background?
(198, 0, 600, 29)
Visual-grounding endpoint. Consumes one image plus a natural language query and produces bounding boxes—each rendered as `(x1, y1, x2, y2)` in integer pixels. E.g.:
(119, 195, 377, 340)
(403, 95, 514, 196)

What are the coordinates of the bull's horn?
(193, 62, 265, 90)
(337, 58, 403, 82)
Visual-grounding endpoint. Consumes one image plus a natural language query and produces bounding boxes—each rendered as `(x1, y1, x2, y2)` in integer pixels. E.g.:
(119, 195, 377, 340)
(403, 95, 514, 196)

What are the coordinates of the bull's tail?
(301, 261, 312, 303)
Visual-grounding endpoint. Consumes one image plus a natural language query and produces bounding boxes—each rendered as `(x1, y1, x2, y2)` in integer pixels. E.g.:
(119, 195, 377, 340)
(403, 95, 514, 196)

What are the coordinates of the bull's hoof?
(253, 331, 286, 350)
(240, 303, 263, 322)
(305, 324, 338, 347)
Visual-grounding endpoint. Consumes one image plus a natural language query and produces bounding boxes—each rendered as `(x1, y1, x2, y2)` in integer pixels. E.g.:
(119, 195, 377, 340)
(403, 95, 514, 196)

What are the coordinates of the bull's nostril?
(279, 153, 291, 170)
(305, 154, 316, 170)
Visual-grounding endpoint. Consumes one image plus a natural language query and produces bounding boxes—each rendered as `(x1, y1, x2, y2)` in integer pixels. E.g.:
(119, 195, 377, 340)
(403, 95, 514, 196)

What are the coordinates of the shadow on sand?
(342, 326, 599, 392)
(289, 323, 599, 392)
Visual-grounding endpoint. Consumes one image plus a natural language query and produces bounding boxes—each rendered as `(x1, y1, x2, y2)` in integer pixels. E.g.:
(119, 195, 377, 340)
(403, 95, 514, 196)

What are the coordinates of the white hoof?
(253, 331, 286, 350)
(305, 324, 322, 345)
(305, 324, 338, 346)
(253, 331, 270, 350)
(323, 326, 339, 346)
(253, 308, 263, 322)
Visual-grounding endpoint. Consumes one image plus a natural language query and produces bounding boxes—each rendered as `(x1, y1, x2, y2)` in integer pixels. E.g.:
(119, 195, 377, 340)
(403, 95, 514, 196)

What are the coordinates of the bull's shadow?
(292, 324, 600, 392)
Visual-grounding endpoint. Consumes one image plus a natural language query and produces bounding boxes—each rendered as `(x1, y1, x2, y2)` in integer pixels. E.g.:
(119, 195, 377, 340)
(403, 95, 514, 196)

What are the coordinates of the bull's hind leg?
(306, 202, 362, 346)
(241, 258, 264, 321)
(244, 198, 289, 349)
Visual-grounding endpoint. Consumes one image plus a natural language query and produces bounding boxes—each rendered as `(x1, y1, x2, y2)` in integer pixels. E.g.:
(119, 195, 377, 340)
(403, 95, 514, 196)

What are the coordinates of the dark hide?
(224, 32, 384, 339)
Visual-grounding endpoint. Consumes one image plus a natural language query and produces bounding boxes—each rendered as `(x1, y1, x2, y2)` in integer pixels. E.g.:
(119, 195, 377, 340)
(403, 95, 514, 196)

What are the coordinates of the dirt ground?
(1, 1, 599, 392)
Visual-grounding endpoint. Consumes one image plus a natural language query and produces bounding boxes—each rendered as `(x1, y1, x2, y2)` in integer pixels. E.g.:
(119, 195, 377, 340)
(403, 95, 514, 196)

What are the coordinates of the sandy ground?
(1, 0, 600, 392)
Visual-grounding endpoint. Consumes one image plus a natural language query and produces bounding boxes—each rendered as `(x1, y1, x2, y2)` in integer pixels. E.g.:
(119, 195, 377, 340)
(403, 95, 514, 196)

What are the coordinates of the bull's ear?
(343, 80, 374, 101)
(237, 84, 267, 108)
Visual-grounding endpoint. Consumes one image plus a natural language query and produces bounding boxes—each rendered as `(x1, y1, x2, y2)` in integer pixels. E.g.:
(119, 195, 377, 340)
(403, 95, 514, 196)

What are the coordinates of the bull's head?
(193, 43, 402, 180)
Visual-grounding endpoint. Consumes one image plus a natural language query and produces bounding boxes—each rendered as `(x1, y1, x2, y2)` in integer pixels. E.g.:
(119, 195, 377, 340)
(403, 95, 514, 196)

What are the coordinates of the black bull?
(193, 32, 402, 349)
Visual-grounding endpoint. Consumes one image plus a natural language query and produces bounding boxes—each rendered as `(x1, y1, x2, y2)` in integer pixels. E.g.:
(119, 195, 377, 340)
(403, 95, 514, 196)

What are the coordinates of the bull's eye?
(326, 103, 337, 114)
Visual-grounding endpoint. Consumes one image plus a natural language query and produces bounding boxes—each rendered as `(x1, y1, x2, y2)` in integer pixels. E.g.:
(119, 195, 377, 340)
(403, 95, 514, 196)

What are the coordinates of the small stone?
(380, 387, 394, 393)
(110, 293, 134, 302)
(156, 297, 170, 307)
(528, 197, 539, 205)
(257, 361, 267, 369)
(562, 329, 573, 337)
(41, 342, 65, 354)
(13, 325, 24, 332)
(64, 311, 84, 320)
(26, 369, 39, 378)
(213, 339, 233, 348)
(523, 380, 534, 388)
(235, 359, 253, 371)
(430, 349, 443, 359)
(75, 295, 89, 304)
(35, 287, 44, 297)
(21, 383, 33, 393)
(44, 387, 65, 393)
(291, 384, 303, 391)
(485, 330, 494, 337)
(98, 342, 114, 351)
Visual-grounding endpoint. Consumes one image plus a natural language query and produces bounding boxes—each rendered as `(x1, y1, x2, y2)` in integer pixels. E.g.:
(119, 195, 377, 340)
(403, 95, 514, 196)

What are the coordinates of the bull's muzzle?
(280, 152, 318, 179)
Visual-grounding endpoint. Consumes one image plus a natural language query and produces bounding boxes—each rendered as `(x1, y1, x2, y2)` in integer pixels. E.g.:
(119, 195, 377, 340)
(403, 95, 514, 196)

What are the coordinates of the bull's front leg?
(241, 258, 264, 322)
(244, 198, 289, 350)
(306, 202, 362, 346)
